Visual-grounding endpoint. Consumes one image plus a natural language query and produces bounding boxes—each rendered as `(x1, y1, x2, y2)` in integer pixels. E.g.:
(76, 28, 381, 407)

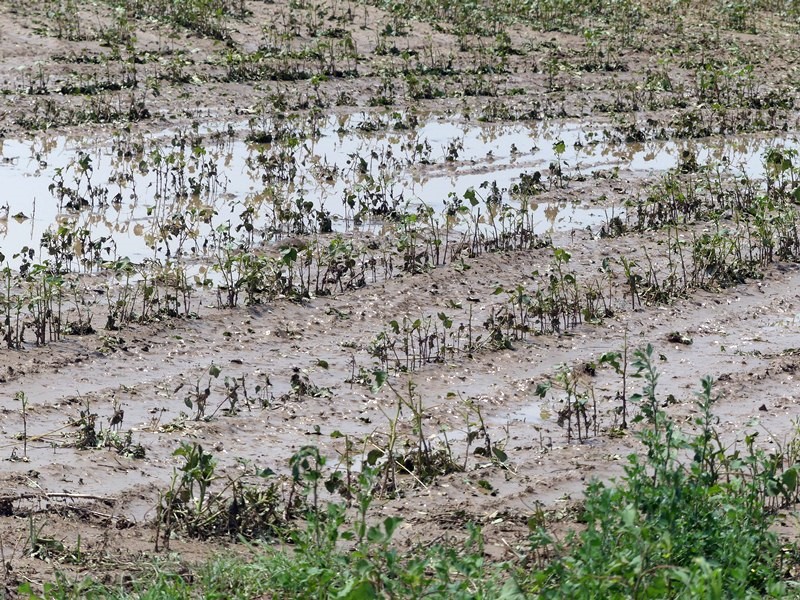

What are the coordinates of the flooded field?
(3, 0, 800, 595)
(2, 117, 798, 268)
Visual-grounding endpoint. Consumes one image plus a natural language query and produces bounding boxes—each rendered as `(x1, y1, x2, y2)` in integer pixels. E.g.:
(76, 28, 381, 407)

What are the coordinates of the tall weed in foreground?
(239, 457, 518, 599)
(526, 344, 796, 598)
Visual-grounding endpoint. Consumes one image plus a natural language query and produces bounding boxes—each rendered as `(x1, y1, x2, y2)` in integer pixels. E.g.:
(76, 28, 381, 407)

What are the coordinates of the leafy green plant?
(527, 345, 795, 598)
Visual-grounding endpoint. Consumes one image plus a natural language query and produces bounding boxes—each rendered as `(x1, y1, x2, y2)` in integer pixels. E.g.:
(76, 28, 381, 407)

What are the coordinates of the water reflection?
(0, 114, 796, 268)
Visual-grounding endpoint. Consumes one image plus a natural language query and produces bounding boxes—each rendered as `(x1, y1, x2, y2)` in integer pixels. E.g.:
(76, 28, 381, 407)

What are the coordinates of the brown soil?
(2, 0, 800, 592)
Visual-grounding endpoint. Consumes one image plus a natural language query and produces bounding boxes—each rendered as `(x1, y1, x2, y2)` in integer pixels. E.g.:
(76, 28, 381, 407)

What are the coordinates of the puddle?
(0, 115, 797, 269)
(779, 313, 800, 328)
(500, 402, 542, 425)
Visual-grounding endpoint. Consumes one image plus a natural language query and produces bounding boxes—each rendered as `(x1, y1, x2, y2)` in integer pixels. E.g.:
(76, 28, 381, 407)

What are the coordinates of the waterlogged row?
(0, 116, 798, 348)
(0, 113, 797, 270)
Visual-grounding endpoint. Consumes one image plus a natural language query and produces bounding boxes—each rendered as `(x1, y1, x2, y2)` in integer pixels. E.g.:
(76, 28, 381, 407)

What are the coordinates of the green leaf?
(599, 351, 621, 372)
(464, 188, 478, 206)
(337, 579, 377, 600)
(18, 581, 43, 600)
(316, 359, 329, 369)
(782, 467, 798, 492)
(281, 247, 298, 265)
(371, 369, 388, 392)
(527, 516, 545, 532)
(621, 504, 636, 527)
(325, 471, 342, 493)
(209, 364, 222, 378)
(330, 430, 344, 439)
(766, 478, 782, 497)
(382, 516, 403, 539)
(498, 578, 527, 600)
(366, 524, 383, 543)
(366, 448, 384, 466)
(553, 247, 571, 263)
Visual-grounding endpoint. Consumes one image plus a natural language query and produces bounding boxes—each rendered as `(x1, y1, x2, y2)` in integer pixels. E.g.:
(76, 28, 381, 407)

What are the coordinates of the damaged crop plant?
(25, 347, 800, 598)
(6, 0, 800, 597)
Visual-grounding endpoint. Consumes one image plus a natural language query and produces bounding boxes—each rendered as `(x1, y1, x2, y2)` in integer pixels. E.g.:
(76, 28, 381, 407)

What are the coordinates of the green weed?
(526, 344, 798, 598)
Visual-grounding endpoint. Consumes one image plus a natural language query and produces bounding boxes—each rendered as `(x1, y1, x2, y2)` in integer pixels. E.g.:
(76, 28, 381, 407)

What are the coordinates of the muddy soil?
(2, 0, 800, 591)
